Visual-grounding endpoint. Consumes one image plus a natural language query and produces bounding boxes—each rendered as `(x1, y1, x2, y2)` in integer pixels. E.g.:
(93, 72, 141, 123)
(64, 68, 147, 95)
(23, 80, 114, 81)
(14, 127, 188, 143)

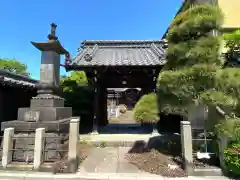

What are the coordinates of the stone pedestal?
(1, 118, 71, 163)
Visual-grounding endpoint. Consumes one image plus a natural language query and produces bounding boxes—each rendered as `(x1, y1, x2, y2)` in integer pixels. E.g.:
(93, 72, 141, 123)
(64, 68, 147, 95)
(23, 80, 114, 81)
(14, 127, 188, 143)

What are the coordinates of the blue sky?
(0, 0, 182, 79)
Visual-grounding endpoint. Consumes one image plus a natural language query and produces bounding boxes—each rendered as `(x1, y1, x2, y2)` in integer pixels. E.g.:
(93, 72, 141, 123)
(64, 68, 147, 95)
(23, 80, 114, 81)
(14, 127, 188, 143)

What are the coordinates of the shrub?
(119, 104, 127, 114)
(133, 93, 159, 124)
(224, 142, 240, 176)
(99, 141, 106, 148)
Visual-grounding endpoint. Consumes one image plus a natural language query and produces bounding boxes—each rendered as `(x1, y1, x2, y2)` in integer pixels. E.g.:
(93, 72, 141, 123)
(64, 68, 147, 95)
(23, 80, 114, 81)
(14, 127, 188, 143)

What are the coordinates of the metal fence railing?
(11, 135, 35, 163)
(192, 128, 219, 166)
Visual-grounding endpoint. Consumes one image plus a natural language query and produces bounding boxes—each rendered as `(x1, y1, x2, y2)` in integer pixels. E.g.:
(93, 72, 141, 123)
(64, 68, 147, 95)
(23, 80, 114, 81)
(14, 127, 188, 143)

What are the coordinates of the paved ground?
(0, 172, 233, 180)
(78, 147, 147, 173)
(0, 146, 232, 179)
(117, 110, 136, 124)
(0, 147, 233, 180)
(101, 110, 153, 134)
(0, 134, 233, 180)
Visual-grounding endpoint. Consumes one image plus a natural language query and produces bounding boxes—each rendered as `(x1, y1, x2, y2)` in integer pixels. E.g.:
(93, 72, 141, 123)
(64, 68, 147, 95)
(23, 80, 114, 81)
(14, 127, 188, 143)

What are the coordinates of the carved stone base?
(30, 98, 64, 107)
(12, 133, 35, 163)
(17, 107, 72, 122)
(3, 132, 69, 163)
(1, 119, 70, 132)
(1, 118, 70, 163)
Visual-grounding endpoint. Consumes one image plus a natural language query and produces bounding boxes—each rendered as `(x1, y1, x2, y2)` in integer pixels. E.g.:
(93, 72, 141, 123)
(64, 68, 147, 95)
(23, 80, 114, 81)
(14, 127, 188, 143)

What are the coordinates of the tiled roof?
(0, 70, 38, 88)
(70, 40, 166, 67)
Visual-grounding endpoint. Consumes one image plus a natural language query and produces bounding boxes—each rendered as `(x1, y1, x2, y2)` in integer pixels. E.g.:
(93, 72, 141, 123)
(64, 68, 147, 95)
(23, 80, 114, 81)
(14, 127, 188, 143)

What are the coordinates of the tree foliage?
(214, 30, 240, 140)
(157, 4, 226, 117)
(60, 71, 92, 117)
(61, 71, 88, 92)
(133, 93, 159, 124)
(157, 3, 240, 136)
(168, 4, 223, 44)
(224, 30, 240, 53)
(0, 58, 29, 76)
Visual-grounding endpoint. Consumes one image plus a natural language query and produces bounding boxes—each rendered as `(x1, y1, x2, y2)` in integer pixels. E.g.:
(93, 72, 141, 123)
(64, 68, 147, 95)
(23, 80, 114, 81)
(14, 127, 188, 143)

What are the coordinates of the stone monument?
(1, 23, 72, 163)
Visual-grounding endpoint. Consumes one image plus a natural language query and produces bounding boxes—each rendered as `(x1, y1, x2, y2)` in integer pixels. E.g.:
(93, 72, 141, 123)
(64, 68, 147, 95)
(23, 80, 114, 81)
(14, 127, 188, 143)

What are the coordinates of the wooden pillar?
(152, 69, 157, 93)
(97, 85, 104, 126)
(92, 70, 99, 134)
(102, 87, 108, 125)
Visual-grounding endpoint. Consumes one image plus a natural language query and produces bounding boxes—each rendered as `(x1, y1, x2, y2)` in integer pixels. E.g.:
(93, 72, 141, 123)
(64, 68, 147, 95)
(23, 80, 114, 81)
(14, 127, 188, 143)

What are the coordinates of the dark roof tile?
(0, 70, 38, 88)
(71, 40, 166, 67)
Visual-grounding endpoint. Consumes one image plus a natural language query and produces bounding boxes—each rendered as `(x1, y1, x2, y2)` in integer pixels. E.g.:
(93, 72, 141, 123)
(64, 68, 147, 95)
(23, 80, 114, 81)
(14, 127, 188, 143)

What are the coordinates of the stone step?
(5, 162, 33, 171)
(193, 168, 224, 176)
(79, 134, 156, 147)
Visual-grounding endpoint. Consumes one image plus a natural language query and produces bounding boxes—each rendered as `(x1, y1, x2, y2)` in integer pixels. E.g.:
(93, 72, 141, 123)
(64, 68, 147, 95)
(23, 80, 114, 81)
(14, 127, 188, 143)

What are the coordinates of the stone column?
(218, 135, 228, 173)
(39, 51, 60, 90)
(68, 117, 80, 173)
(33, 128, 45, 170)
(181, 121, 193, 176)
(2, 128, 14, 168)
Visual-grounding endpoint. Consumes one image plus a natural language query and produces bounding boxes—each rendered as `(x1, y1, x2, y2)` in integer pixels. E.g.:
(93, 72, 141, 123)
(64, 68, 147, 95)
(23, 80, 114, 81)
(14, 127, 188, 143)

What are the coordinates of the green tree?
(0, 58, 29, 76)
(60, 71, 92, 117)
(157, 8, 240, 174)
(223, 30, 240, 67)
(157, 4, 240, 130)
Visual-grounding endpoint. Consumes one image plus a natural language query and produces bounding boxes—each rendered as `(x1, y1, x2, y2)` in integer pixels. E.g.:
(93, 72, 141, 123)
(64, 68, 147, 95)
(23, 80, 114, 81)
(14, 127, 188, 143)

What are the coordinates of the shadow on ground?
(128, 133, 182, 156)
(97, 124, 153, 134)
(127, 133, 221, 170)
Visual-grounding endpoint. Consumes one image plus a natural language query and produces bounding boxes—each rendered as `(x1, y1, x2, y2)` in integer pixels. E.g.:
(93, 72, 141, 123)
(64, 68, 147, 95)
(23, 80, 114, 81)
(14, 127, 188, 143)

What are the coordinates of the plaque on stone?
(40, 64, 54, 84)
(24, 110, 40, 122)
(40, 51, 60, 87)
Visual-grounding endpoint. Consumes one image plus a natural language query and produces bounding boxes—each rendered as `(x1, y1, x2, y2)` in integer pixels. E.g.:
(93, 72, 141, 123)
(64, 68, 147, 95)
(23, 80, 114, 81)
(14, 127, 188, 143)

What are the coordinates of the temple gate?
(65, 40, 167, 133)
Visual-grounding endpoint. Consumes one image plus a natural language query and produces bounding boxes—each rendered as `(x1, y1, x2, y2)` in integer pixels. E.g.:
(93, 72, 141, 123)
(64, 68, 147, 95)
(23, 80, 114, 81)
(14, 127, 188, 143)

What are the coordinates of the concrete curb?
(0, 171, 231, 180)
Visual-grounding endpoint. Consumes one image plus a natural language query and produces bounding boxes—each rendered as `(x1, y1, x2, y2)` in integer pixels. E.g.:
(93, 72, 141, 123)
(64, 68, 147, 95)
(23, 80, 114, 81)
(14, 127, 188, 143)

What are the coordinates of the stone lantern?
(1, 23, 73, 162)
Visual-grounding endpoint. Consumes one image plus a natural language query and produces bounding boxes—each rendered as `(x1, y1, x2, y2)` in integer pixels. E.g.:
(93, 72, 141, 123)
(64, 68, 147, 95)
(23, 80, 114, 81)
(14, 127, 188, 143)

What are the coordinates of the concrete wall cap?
(181, 121, 191, 125)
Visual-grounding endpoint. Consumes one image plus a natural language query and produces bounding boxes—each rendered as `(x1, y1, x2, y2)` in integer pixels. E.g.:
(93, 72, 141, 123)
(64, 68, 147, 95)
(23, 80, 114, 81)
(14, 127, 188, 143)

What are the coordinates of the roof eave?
(65, 64, 165, 72)
(0, 69, 38, 88)
(80, 40, 166, 48)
